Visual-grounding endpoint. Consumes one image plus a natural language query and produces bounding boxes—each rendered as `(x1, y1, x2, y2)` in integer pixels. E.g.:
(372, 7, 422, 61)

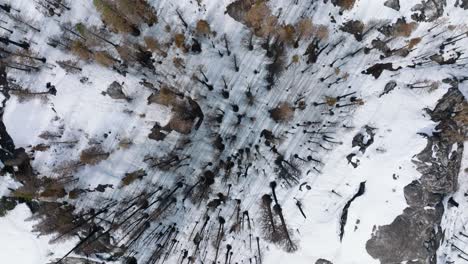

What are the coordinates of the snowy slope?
(0, 0, 466, 264)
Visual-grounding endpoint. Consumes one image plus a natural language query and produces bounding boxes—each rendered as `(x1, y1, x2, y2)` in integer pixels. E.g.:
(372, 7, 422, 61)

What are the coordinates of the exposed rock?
(362, 63, 401, 79)
(366, 87, 466, 264)
(366, 204, 444, 264)
(352, 126, 376, 153)
(315, 259, 333, 264)
(456, 0, 468, 9)
(148, 123, 168, 141)
(384, 0, 400, 11)
(411, 0, 447, 22)
(379, 81, 397, 97)
(339, 182, 366, 241)
(378, 18, 418, 38)
(340, 20, 364, 41)
(106, 81, 128, 100)
(148, 87, 204, 136)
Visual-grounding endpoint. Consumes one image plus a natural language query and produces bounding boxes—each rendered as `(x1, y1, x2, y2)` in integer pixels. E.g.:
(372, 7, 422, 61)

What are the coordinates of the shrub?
(93, 0, 137, 35)
(332, 0, 356, 11)
(80, 146, 110, 165)
(269, 103, 295, 122)
(245, 2, 277, 37)
(314, 24, 329, 40)
(408, 37, 422, 49)
(116, 44, 135, 63)
(196, 20, 211, 35)
(70, 41, 92, 61)
(165, 115, 194, 134)
(174, 33, 186, 50)
(325, 96, 338, 106)
(393, 21, 418, 37)
(278, 24, 296, 44)
(379, 18, 418, 38)
(144, 36, 159, 51)
(117, 0, 157, 26)
(94, 51, 114, 66)
(121, 169, 147, 186)
(147, 86, 179, 107)
(144, 36, 167, 57)
(295, 18, 314, 44)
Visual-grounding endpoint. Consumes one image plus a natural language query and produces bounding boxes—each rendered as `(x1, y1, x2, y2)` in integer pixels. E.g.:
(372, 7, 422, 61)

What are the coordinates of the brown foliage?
(32, 202, 78, 238)
(147, 86, 180, 107)
(393, 21, 418, 37)
(296, 18, 313, 40)
(454, 101, 468, 127)
(174, 33, 186, 50)
(32, 143, 50, 152)
(244, 2, 277, 37)
(332, 0, 356, 11)
(116, 44, 136, 63)
(144, 36, 168, 57)
(278, 24, 296, 44)
(408, 37, 422, 49)
(40, 186, 67, 199)
(258, 15, 278, 37)
(94, 0, 136, 34)
(380, 18, 418, 38)
(173, 57, 185, 69)
(94, 50, 114, 66)
(118, 138, 132, 149)
(56, 60, 82, 74)
(165, 114, 195, 134)
(117, 0, 157, 26)
(121, 169, 147, 186)
(269, 103, 295, 122)
(80, 146, 110, 165)
(196, 19, 211, 35)
(70, 41, 92, 61)
(325, 96, 338, 106)
(314, 24, 329, 40)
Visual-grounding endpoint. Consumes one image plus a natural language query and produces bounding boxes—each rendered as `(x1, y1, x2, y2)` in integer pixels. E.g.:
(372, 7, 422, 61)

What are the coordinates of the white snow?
(0, 204, 78, 264)
(0, 0, 466, 263)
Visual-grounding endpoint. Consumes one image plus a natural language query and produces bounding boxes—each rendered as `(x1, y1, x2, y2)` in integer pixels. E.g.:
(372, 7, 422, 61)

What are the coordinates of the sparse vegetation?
(269, 103, 295, 122)
(80, 146, 110, 165)
(196, 20, 211, 35)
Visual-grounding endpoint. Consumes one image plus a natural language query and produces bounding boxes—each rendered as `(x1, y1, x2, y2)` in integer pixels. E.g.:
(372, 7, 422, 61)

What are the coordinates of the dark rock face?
(48, 257, 101, 264)
(351, 126, 375, 153)
(340, 20, 364, 41)
(339, 182, 366, 241)
(366, 87, 466, 264)
(456, 0, 468, 9)
(411, 0, 447, 22)
(379, 81, 397, 97)
(106, 81, 127, 100)
(384, 0, 400, 11)
(366, 204, 444, 264)
(315, 258, 333, 264)
(362, 63, 401, 79)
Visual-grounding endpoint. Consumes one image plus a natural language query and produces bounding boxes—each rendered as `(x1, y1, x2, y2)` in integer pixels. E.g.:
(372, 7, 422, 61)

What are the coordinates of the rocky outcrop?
(384, 0, 400, 11)
(366, 87, 466, 263)
(411, 0, 447, 22)
(315, 259, 333, 264)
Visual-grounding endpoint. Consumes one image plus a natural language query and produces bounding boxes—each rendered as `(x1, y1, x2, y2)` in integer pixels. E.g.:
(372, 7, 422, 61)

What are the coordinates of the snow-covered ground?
(0, 0, 466, 263)
(0, 204, 77, 264)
